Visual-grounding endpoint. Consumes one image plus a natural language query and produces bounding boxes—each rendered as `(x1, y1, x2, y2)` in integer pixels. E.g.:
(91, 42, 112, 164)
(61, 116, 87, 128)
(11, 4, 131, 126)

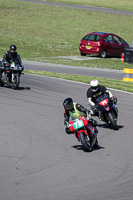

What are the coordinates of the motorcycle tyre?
(79, 132, 92, 152)
(11, 73, 20, 89)
(107, 111, 118, 130)
(93, 138, 99, 148)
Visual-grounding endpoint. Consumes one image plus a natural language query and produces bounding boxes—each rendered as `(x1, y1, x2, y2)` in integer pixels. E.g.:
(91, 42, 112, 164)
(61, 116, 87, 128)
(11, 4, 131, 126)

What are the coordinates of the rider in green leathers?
(63, 97, 98, 134)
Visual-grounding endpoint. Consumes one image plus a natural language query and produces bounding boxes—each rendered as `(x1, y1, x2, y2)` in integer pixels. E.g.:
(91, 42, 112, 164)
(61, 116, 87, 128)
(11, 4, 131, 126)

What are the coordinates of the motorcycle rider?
(63, 97, 98, 134)
(1, 44, 24, 71)
(86, 79, 117, 117)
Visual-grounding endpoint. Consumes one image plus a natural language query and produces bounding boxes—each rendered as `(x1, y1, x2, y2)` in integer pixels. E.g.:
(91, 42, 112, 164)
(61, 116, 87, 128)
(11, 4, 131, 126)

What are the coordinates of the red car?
(79, 32, 130, 58)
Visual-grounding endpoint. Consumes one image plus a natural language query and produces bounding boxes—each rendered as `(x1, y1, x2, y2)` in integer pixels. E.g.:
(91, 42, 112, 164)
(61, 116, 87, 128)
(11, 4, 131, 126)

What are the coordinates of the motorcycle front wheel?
(107, 111, 118, 130)
(79, 132, 92, 152)
(11, 73, 20, 89)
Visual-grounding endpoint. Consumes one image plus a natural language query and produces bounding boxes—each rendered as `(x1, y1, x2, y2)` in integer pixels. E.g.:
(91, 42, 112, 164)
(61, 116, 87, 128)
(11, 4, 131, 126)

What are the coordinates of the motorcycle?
(0, 62, 24, 89)
(95, 94, 118, 130)
(67, 112, 98, 152)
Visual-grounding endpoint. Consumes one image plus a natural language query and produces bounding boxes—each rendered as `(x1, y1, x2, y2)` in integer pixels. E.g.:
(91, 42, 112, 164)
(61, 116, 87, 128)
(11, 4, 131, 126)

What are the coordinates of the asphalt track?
(23, 60, 123, 80)
(16, 0, 133, 16)
(0, 74, 133, 200)
(1, 59, 123, 79)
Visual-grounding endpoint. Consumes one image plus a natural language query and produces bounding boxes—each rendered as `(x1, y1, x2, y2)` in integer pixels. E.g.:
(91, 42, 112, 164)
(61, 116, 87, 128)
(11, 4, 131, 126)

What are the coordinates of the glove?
(21, 64, 24, 71)
(65, 127, 71, 134)
(89, 119, 98, 126)
(113, 96, 117, 104)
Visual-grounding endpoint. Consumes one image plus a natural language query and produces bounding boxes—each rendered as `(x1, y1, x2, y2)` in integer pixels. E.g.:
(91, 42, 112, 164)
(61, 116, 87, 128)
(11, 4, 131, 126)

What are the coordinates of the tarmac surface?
(23, 59, 123, 80)
(0, 74, 133, 200)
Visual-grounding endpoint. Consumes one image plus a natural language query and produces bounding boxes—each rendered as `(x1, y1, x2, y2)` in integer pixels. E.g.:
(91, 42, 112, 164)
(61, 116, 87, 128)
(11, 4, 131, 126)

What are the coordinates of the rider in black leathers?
(1, 45, 24, 73)
(86, 79, 117, 117)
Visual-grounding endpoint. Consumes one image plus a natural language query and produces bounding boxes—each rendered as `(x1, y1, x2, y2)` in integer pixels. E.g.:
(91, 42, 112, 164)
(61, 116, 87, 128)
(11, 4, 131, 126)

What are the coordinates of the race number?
(100, 99, 108, 106)
(73, 120, 84, 130)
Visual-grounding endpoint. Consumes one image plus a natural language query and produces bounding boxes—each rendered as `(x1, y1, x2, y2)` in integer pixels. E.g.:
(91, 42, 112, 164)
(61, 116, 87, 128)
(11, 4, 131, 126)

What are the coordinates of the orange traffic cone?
(121, 53, 124, 62)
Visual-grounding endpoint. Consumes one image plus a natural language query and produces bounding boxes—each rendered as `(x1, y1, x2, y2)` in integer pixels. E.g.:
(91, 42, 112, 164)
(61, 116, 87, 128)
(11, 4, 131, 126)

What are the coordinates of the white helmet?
(90, 79, 99, 92)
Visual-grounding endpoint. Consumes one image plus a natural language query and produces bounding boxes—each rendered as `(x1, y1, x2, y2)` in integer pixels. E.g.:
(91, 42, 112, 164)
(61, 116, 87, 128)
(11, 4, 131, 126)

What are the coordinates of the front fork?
(86, 125, 97, 147)
(78, 125, 97, 147)
(11, 72, 20, 83)
(12, 72, 15, 82)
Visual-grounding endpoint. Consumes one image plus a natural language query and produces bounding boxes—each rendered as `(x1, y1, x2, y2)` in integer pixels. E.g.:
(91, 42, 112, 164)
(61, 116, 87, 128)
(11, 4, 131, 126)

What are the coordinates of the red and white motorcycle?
(67, 113, 98, 152)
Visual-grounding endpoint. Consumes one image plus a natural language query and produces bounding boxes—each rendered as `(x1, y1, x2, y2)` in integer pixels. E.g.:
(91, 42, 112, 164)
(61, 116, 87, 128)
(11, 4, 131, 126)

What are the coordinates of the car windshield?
(83, 34, 101, 42)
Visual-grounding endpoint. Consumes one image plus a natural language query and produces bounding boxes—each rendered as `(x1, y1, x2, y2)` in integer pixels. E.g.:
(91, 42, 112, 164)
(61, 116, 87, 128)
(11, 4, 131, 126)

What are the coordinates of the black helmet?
(63, 98, 73, 111)
(10, 45, 17, 53)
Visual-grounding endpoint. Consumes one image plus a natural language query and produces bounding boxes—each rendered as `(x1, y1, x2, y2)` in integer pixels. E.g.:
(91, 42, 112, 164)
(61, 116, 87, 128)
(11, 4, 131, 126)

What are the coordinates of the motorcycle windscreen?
(69, 111, 82, 121)
(96, 94, 109, 103)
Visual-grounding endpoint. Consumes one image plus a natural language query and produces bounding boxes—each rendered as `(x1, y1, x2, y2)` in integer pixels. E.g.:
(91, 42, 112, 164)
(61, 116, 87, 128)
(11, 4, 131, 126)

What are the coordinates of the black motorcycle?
(95, 94, 118, 130)
(0, 62, 24, 89)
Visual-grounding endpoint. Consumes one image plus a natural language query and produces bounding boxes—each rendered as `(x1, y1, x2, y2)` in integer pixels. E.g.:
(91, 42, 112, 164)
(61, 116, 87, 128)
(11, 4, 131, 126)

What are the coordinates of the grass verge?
(25, 70, 133, 93)
(0, 0, 133, 70)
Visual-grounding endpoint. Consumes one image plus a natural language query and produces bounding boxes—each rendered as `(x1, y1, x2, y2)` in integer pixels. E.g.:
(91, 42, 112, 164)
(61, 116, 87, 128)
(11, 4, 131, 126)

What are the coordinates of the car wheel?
(100, 50, 107, 58)
(80, 52, 86, 56)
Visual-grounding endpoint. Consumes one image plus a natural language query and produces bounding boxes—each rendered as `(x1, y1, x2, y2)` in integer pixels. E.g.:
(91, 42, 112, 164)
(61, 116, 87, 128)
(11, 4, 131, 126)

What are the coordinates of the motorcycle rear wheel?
(107, 111, 118, 130)
(80, 132, 92, 152)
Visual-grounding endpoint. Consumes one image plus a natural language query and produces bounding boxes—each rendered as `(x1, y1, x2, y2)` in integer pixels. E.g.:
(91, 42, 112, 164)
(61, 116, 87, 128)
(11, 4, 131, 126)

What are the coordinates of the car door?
(102, 35, 115, 55)
(112, 35, 123, 55)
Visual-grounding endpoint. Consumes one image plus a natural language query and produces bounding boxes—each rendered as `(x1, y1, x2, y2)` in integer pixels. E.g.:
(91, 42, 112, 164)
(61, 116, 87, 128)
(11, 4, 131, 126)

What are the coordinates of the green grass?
(25, 70, 133, 93)
(38, 0, 133, 12)
(0, 0, 132, 92)
(0, 0, 133, 70)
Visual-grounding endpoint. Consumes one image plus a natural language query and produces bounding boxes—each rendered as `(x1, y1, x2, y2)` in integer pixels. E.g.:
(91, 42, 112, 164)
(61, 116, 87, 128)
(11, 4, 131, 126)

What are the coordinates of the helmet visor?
(91, 86, 99, 92)
(64, 103, 73, 111)
(10, 50, 15, 53)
